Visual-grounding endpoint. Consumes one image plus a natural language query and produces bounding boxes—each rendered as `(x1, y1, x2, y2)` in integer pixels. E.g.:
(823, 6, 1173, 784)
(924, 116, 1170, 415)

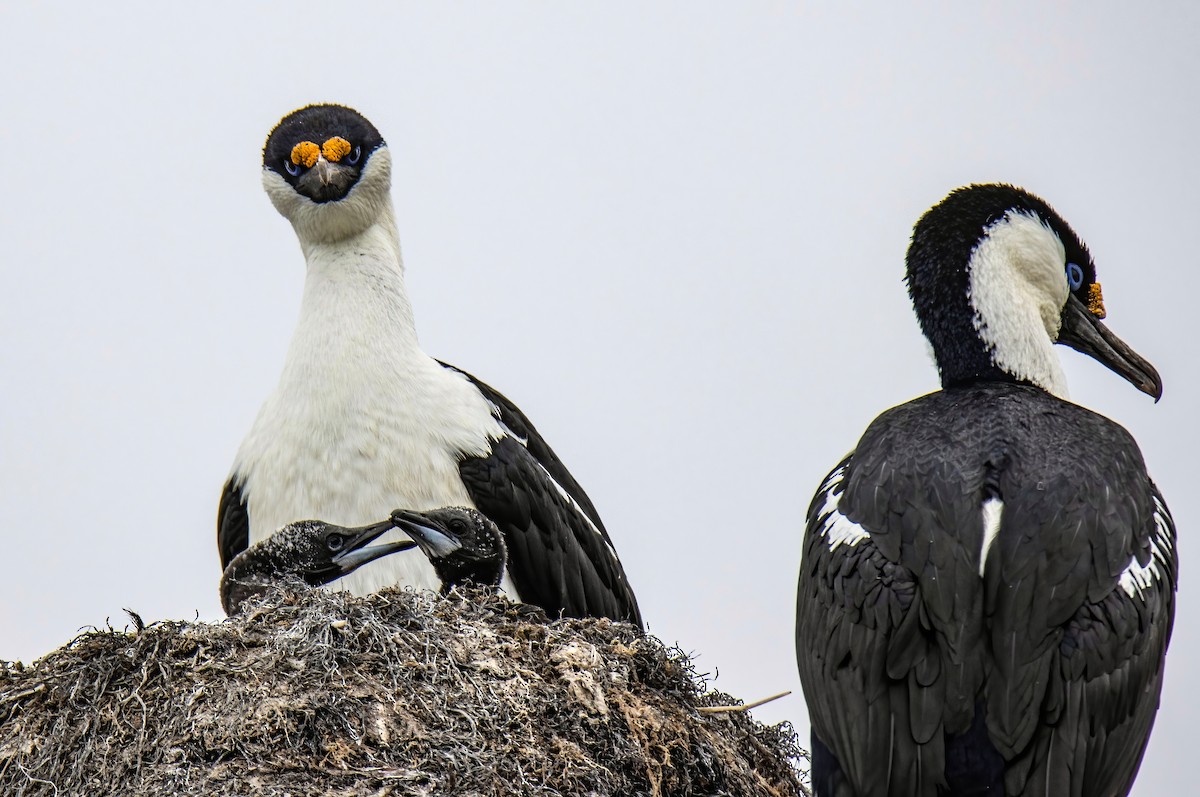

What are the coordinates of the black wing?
(218, 476, 249, 570)
(796, 386, 1176, 797)
(796, 453, 977, 797)
(980, 407, 1175, 797)
(440, 362, 642, 627)
(1015, 483, 1175, 797)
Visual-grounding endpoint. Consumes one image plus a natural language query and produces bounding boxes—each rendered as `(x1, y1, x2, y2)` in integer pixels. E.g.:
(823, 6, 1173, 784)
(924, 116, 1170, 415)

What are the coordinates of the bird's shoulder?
(839, 385, 1163, 587)
(852, 384, 1148, 501)
(435, 360, 640, 626)
(435, 359, 607, 533)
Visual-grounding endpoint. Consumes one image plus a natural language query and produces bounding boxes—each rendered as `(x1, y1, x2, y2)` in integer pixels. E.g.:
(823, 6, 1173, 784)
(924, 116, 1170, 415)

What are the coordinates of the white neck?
(967, 211, 1071, 399)
(234, 205, 502, 538)
(283, 204, 422, 374)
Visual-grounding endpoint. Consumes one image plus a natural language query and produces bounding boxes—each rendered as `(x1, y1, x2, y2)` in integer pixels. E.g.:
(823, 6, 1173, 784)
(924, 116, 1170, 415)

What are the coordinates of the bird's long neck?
(299, 197, 404, 279)
(910, 204, 1072, 400)
(975, 301, 1067, 399)
(966, 244, 1069, 399)
(281, 201, 425, 383)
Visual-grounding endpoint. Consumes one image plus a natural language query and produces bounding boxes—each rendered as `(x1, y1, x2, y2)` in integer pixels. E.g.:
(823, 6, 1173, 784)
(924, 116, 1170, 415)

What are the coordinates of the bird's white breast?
(232, 221, 506, 596)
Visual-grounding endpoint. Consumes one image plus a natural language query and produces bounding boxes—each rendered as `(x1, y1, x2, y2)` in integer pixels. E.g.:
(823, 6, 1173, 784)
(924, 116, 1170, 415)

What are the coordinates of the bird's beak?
(332, 519, 419, 574)
(391, 510, 463, 558)
(1057, 293, 1163, 401)
(313, 156, 333, 185)
(295, 155, 357, 203)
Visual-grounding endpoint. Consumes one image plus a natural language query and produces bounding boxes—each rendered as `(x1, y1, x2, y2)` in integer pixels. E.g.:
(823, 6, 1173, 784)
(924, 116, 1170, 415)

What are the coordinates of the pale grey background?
(2, 4, 1195, 793)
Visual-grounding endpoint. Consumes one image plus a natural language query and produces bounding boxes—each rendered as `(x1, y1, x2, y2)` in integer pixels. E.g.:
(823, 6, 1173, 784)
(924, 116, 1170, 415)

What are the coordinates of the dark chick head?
(220, 517, 416, 615)
(390, 507, 507, 593)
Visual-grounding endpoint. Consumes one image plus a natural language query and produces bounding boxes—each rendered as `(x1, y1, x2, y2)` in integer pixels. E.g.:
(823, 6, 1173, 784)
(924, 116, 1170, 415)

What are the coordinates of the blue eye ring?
(284, 159, 301, 177)
(1066, 262, 1084, 291)
(345, 145, 362, 166)
(326, 534, 345, 552)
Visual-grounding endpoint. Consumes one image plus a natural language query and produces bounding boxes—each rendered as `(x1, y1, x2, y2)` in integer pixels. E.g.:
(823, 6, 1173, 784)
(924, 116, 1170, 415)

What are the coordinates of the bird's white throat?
(264, 146, 396, 244)
(967, 210, 1071, 399)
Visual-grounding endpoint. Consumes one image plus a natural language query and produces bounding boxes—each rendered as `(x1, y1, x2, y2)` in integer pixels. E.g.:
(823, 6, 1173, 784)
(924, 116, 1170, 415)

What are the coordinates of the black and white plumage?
(795, 184, 1175, 797)
(219, 104, 641, 627)
(391, 506, 507, 594)
(220, 517, 415, 616)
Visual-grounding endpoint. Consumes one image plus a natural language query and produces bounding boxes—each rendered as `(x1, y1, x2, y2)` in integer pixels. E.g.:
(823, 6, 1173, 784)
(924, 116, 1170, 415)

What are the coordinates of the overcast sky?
(2, 4, 1197, 793)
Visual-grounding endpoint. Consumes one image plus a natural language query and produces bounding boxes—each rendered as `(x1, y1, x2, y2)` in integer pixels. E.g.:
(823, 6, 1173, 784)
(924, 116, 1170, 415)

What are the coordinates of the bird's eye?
(345, 146, 361, 166)
(284, 159, 301, 177)
(326, 534, 345, 552)
(1066, 262, 1084, 291)
(449, 519, 468, 534)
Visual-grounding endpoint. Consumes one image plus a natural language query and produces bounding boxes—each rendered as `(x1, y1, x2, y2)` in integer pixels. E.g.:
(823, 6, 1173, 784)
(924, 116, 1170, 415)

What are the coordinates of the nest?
(0, 587, 809, 796)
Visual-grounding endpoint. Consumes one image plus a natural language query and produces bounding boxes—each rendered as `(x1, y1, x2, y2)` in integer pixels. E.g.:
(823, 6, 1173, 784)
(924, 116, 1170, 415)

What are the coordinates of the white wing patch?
(1118, 494, 1174, 599)
(539, 458, 609, 544)
(494, 416, 528, 447)
(815, 462, 871, 551)
(966, 210, 1071, 399)
(979, 497, 1003, 577)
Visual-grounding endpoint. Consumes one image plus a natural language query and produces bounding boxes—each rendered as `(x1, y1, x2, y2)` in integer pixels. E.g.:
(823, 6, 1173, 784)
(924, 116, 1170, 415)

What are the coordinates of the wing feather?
(438, 363, 640, 626)
(217, 477, 249, 570)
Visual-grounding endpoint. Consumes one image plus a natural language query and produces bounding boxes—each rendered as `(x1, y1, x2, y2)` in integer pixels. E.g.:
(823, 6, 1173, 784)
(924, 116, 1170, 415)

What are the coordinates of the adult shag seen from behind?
(218, 104, 641, 627)
(795, 184, 1175, 797)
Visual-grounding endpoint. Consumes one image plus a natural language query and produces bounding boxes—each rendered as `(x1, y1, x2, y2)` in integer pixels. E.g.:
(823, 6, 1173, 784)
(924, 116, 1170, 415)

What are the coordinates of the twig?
(0, 683, 45, 706)
(697, 690, 791, 714)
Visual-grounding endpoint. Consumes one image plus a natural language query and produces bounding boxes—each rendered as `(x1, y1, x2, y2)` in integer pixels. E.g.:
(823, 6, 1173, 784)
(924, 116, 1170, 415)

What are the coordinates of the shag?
(219, 104, 641, 626)
(795, 184, 1175, 797)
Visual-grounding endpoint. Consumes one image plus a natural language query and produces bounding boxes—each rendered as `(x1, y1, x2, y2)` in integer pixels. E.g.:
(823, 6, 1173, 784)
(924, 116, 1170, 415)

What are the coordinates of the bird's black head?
(278, 518, 419, 586)
(390, 507, 507, 593)
(905, 183, 1161, 400)
(263, 104, 385, 204)
(220, 518, 416, 615)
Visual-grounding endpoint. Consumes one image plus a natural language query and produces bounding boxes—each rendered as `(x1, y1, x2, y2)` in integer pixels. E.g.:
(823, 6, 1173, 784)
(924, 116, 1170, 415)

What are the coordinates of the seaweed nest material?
(0, 587, 809, 796)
